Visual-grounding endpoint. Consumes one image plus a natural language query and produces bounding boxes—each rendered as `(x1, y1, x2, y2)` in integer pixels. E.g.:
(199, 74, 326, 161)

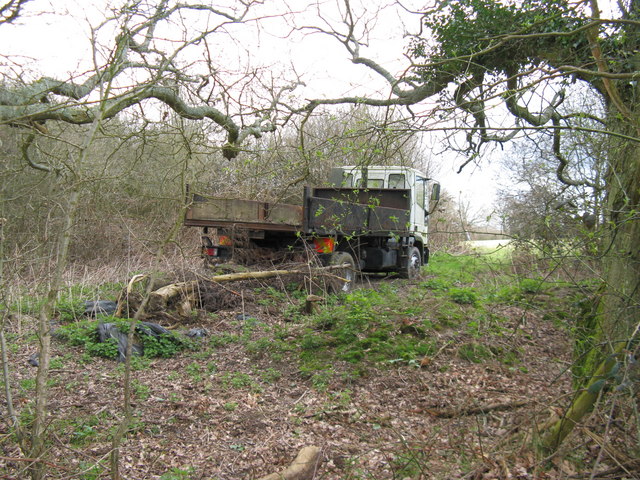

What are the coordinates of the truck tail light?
(313, 237, 335, 253)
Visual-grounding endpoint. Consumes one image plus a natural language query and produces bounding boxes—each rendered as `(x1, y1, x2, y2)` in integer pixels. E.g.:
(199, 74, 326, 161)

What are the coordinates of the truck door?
(414, 176, 428, 233)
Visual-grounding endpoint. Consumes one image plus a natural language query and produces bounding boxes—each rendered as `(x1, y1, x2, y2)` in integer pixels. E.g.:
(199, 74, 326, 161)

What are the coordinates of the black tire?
(400, 246, 422, 279)
(329, 251, 356, 293)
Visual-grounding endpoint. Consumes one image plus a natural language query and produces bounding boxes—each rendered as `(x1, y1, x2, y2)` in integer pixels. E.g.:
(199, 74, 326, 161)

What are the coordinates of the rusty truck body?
(184, 166, 440, 289)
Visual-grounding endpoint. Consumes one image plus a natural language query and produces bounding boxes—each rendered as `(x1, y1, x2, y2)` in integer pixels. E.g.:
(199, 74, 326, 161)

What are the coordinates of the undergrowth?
(56, 317, 192, 359)
(2, 250, 599, 479)
(290, 251, 591, 386)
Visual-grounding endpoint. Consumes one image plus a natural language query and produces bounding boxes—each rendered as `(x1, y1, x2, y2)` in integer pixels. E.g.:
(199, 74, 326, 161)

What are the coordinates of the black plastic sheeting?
(85, 300, 118, 317)
(97, 321, 173, 362)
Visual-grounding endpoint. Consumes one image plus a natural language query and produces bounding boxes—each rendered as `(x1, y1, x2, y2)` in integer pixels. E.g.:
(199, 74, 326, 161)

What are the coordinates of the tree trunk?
(541, 112, 640, 452)
(540, 342, 625, 451)
(29, 188, 80, 480)
(598, 118, 640, 350)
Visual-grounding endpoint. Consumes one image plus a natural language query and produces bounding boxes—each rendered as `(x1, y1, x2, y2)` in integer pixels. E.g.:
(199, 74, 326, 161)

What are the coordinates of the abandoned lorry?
(184, 166, 440, 290)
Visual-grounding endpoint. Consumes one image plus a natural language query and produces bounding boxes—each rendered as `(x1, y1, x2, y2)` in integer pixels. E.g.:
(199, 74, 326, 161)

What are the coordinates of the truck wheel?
(329, 251, 356, 293)
(400, 246, 422, 279)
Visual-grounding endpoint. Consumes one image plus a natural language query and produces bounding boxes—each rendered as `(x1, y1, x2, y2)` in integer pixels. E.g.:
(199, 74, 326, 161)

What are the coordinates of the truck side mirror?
(431, 183, 441, 202)
(426, 183, 441, 216)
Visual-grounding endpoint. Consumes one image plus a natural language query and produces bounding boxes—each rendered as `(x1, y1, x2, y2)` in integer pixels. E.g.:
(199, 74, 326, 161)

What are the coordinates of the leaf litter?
(0, 269, 635, 479)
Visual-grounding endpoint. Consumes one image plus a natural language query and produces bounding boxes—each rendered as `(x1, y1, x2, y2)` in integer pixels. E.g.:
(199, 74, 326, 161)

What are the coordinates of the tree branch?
(20, 132, 54, 173)
(0, 0, 28, 25)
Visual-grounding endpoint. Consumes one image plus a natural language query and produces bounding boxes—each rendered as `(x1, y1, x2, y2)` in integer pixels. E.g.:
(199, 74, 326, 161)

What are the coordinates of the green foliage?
(310, 370, 334, 391)
(185, 362, 203, 383)
(223, 402, 238, 412)
(141, 328, 190, 358)
(131, 379, 151, 400)
(255, 286, 288, 306)
(210, 332, 241, 348)
(425, 254, 484, 284)
(419, 277, 451, 291)
(245, 337, 292, 358)
(448, 287, 478, 305)
(56, 319, 119, 359)
(159, 466, 195, 480)
(220, 371, 262, 392)
(458, 342, 493, 363)
(572, 291, 601, 385)
(19, 378, 36, 392)
(55, 298, 86, 323)
(77, 461, 104, 480)
(57, 318, 190, 359)
(70, 419, 99, 446)
(297, 286, 437, 369)
(259, 367, 282, 383)
(518, 277, 546, 294)
(413, 0, 582, 78)
(50, 356, 66, 369)
(392, 447, 428, 478)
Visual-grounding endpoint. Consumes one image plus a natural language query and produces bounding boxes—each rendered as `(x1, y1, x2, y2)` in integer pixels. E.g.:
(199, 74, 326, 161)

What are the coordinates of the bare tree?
(0, 0, 298, 161)
(215, 105, 436, 203)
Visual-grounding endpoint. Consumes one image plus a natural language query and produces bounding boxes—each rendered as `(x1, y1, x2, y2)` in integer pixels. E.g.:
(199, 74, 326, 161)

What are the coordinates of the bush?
(55, 299, 86, 323)
(448, 287, 478, 305)
(57, 318, 190, 359)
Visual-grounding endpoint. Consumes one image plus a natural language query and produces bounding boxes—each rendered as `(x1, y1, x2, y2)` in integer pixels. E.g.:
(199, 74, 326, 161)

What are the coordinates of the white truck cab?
(328, 165, 439, 240)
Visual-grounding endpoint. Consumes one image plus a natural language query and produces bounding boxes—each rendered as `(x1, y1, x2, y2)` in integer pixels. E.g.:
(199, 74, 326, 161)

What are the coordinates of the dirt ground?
(1, 270, 633, 480)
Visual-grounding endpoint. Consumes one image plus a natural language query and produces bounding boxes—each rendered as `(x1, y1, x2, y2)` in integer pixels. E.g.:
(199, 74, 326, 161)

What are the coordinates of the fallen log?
(208, 264, 349, 283)
(423, 400, 530, 418)
(148, 281, 197, 313)
(257, 446, 322, 480)
(121, 264, 350, 315)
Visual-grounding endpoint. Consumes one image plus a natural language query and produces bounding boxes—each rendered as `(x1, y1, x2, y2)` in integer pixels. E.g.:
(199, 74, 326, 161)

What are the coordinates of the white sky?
(0, 0, 506, 219)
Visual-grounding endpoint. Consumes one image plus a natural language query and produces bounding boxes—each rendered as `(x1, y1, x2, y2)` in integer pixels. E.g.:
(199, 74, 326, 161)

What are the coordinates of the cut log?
(257, 446, 322, 480)
(148, 281, 196, 312)
(118, 263, 351, 315)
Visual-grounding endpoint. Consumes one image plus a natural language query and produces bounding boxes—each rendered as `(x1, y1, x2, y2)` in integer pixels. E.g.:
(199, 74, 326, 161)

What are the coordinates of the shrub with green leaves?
(56, 319, 119, 358)
(54, 298, 86, 323)
(57, 318, 191, 360)
(448, 287, 478, 305)
(518, 278, 543, 294)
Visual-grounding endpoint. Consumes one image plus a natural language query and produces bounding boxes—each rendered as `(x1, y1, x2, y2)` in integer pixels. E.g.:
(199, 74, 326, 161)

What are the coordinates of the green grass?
(289, 252, 589, 374)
